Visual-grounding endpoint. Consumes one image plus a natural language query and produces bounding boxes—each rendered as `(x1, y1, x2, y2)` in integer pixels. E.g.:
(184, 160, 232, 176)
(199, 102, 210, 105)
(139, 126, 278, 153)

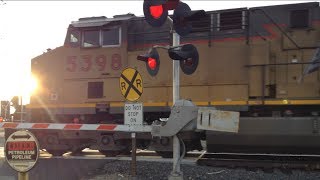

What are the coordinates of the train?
(6, 2, 320, 156)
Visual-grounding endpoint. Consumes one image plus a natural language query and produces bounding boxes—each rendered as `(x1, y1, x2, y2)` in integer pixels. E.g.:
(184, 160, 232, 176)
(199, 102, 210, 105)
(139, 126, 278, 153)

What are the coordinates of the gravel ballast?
(81, 160, 320, 180)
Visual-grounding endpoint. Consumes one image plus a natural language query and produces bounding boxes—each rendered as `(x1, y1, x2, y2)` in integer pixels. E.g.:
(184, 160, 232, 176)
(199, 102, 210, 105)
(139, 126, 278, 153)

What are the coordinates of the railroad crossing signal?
(173, 2, 206, 36)
(5, 130, 39, 173)
(142, 2, 205, 180)
(119, 68, 143, 102)
(137, 48, 160, 76)
(168, 44, 199, 75)
(137, 44, 199, 75)
(143, 0, 169, 27)
(143, 0, 206, 36)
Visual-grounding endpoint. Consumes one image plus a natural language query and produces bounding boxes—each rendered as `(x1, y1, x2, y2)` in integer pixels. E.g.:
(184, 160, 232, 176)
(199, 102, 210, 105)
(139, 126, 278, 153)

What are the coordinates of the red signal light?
(150, 5, 163, 19)
(143, 0, 168, 27)
(137, 48, 160, 76)
(148, 57, 157, 70)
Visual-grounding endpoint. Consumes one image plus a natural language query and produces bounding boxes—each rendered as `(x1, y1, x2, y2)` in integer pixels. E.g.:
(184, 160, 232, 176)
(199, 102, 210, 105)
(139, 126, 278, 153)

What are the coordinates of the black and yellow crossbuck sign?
(119, 68, 143, 101)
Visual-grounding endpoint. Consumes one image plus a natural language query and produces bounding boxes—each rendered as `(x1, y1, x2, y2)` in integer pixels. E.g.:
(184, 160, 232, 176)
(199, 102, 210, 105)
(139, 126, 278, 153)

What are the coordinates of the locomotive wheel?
(46, 149, 68, 156)
(71, 148, 85, 155)
(44, 134, 69, 156)
(120, 149, 131, 155)
(99, 150, 121, 157)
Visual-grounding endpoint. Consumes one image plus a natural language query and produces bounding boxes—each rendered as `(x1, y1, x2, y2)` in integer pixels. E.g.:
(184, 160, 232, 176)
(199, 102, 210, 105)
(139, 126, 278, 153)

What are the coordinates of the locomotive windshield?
(62, 15, 133, 48)
(64, 26, 121, 48)
(83, 30, 100, 47)
(102, 27, 121, 46)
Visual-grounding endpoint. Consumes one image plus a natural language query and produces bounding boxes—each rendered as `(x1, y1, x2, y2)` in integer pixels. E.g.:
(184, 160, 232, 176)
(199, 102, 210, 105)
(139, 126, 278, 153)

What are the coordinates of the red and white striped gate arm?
(0, 122, 152, 132)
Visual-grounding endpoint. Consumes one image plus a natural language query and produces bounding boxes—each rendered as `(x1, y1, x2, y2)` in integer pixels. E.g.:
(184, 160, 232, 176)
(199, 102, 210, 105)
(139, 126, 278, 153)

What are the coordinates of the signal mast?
(140, 1, 206, 179)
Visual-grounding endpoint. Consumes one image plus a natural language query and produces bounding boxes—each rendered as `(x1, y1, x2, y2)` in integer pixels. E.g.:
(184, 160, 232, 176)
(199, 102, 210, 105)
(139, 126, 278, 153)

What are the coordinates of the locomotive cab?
(25, 14, 149, 156)
(29, 14, 134, 124)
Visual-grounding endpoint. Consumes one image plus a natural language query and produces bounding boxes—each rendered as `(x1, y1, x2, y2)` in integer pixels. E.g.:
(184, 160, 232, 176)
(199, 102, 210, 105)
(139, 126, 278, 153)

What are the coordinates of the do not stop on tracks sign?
(5, 130, 39, 172)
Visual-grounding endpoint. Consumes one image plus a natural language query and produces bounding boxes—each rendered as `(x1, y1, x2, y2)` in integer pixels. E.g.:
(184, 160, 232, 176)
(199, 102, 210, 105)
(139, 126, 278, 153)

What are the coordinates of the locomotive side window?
(65, 30, 80, 47)
(88, 82, 103, 99)
(70, 32, 79, 43)
(290, 9, 309, 28)
(102, 27, 121, 46)
(218, 10, 245, 31)
(83, 30, 100, 47)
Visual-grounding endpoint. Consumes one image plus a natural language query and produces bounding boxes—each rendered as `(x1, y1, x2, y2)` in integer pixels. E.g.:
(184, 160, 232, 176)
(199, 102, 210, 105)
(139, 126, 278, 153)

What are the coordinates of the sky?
(0, 0, 315, 102)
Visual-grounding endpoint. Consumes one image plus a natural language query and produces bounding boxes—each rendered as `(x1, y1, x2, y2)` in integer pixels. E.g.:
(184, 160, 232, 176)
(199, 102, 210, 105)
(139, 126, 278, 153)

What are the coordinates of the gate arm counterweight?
(151, 99, 198, 137)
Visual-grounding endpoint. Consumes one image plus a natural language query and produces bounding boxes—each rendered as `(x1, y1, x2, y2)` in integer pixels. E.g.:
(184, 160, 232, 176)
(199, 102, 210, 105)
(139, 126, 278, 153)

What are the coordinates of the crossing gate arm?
(0, 122, 152, 132)
(197, 107, 239, 133)
(0, 106, 239, 134)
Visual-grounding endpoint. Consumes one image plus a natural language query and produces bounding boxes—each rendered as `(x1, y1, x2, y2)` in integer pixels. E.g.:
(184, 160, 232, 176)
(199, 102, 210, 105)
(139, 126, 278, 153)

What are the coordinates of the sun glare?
(0, 74, 38, 104)
(20, 75, 38, 104)
(27, 75, 38, 95)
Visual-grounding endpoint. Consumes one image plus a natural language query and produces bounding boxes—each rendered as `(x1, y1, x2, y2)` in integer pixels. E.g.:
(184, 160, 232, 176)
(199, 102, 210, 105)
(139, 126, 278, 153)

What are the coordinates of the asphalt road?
(0, 129, 197, 180)
(0, 156, 116, 180)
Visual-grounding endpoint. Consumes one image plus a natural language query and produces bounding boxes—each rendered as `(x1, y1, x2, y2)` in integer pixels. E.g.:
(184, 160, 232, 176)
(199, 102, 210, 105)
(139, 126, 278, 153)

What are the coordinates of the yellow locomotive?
(9, 2, 320, 156)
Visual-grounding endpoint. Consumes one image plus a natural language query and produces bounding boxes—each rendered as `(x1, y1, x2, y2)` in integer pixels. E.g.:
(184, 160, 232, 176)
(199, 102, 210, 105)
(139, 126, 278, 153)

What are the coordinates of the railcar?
(7, 2, 320, 156)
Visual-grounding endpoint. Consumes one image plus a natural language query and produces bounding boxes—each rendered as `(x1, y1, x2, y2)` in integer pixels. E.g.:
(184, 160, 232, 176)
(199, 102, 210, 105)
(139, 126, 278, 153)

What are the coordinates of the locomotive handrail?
(245, 60, 320, 67)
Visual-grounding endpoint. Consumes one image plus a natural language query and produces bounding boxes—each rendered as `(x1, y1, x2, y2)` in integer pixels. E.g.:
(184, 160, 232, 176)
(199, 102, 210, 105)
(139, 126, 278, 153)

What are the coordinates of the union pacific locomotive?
(7, 2, 320, 156)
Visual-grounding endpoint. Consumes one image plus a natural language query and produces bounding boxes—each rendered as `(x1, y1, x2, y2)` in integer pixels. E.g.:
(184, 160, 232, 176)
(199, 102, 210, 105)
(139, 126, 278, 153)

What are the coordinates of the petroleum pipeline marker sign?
(5, 130, 39, 172)
(119, 68, 143, 101)
(125, 103, 143, 125)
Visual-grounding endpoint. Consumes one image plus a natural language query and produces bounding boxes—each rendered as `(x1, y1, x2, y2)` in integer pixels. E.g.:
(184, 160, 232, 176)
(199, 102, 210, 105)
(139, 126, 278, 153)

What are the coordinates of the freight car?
(7, 2, 320, 156)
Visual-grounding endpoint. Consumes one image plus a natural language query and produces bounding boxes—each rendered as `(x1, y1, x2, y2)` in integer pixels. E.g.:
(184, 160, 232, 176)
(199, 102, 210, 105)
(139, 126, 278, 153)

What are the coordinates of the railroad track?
(45, 149, 320, 171)
(53, 149, 201, 158)
(0, 144, 201, 160)
(2, 143, 320, 172)
(197, 152, 320, 171)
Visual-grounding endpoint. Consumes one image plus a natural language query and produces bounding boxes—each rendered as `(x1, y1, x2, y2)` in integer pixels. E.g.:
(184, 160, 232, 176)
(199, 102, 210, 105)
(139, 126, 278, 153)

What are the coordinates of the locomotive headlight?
(27, 75, 39, 95)
(19, 74, 39, 104)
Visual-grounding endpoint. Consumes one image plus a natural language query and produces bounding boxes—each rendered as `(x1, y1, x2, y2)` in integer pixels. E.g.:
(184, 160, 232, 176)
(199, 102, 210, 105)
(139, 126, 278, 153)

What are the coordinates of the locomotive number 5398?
(65, 54, 122, 72)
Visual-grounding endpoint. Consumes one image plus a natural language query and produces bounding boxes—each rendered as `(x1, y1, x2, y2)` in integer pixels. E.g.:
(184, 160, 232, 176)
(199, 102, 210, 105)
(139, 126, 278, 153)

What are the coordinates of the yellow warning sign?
(119, 68, 143, 102)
